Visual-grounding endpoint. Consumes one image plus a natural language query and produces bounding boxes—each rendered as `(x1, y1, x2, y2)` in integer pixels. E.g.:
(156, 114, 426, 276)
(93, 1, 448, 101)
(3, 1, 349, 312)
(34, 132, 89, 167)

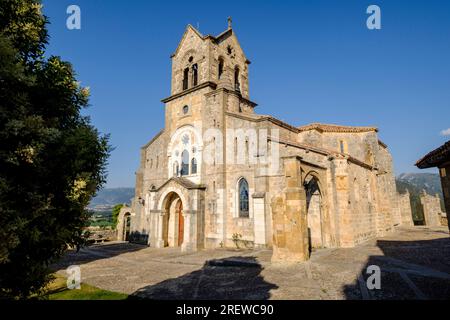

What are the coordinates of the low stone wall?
(84, 227, 117, 244)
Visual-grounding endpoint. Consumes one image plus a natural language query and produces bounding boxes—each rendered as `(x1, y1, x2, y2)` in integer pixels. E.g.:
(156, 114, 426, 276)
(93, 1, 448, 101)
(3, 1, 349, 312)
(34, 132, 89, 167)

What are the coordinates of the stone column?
(181, 210, 197, 252)
(116, 215, 124, 242)
(332, 157, 354, 247)
(271, 156, 309, 263)
(155, 211, 166, 248)
(252, 192, 266, 248)
(147, 210, 157, 246)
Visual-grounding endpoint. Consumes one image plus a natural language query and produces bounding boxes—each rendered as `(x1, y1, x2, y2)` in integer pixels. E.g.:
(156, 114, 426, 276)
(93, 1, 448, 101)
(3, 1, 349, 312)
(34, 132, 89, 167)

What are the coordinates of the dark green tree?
(0, 0, 110, 298)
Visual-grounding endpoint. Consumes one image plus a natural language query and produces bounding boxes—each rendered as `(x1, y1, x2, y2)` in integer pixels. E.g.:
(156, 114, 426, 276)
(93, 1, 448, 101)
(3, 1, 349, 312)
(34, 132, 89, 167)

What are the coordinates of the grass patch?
(40, 274, 128, 300)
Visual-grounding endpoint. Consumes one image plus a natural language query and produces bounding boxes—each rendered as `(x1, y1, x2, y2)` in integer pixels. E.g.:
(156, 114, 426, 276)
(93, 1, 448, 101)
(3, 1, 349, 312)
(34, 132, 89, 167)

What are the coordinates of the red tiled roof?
(298, 123, 378, 133)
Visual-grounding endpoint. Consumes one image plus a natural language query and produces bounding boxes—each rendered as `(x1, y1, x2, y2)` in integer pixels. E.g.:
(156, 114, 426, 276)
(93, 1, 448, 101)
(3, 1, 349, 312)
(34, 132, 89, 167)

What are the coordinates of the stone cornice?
(347, 156, 377, 171)
(225, 112, 299, 133)
(208, 87, 258, 108)
(378, 140, 388, 149)
(270, 136, 377, 171)
(271, 137, 330, 156)
(252, 192, 266, 198)
(161, 81, 217, 103)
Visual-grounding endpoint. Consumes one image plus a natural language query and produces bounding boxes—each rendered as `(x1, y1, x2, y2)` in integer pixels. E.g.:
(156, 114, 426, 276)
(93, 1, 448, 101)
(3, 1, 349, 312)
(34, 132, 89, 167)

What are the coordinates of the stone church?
(118, 22, 413, 261)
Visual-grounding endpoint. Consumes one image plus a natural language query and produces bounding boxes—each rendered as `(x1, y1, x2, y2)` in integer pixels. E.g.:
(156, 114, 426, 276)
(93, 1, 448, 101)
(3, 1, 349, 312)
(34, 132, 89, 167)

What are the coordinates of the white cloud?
(440, 128, 450, 136)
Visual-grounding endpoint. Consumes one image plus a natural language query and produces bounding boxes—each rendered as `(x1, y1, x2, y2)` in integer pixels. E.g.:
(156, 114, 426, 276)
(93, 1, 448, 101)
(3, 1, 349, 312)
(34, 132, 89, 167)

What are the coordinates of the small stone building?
(416, 140, 450, 231)
(120, 23, 413, 261)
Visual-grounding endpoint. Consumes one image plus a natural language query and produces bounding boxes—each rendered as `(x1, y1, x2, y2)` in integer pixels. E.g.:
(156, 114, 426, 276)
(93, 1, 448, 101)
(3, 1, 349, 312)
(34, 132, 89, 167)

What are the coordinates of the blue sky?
(42, 0, 450, 188)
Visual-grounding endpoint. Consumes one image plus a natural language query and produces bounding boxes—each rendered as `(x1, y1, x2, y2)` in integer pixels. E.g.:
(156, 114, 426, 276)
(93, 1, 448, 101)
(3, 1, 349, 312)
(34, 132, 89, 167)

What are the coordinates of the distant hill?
(87, 174, 443, 220)
(396, 173, 444, 222)
(88, 188, 135, 209)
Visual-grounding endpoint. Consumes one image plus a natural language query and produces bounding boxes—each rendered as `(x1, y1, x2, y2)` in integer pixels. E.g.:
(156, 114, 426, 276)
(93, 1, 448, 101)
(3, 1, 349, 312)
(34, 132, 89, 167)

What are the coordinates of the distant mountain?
(87, 175, 442, 219)
(396, 173, 443, 196)
(88, 188, 135, 209)
(396, 173, 444, 222)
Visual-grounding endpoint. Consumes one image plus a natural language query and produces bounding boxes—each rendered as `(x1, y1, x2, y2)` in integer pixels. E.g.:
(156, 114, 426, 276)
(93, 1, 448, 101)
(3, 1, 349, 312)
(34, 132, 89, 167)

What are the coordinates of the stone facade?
(120, 24, 413, 262)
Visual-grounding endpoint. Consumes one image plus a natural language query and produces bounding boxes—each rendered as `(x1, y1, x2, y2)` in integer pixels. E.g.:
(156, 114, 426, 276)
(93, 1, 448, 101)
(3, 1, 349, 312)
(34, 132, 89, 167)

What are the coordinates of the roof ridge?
(298, 123, 378, 133)
(416, 140, 450, 168)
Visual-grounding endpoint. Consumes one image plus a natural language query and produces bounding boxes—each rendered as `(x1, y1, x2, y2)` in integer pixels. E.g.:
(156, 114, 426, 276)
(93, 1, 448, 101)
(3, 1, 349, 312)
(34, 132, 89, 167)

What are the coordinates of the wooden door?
(178, 203, 184, 246)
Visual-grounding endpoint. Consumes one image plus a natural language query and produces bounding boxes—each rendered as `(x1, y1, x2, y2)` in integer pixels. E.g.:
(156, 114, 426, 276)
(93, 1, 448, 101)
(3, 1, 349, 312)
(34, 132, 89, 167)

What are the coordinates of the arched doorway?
(304, 175, 324, 250)
(162, 192, 184, 247)
(123, 213, 131, 241)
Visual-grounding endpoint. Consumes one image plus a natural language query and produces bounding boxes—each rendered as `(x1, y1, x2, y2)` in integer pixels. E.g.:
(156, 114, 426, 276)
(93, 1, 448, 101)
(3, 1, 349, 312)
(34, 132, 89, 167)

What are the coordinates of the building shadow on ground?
(129, 256, 278, 300)
(343, 237, 450, 300)
(51, 242, 148, 271)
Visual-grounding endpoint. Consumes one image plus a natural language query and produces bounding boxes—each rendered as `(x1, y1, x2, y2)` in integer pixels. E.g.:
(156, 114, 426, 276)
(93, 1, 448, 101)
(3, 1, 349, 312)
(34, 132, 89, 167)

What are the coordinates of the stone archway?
(161, 192, 185, 248)
(304, 174, 324, 250)
(117, 206, 133, 241)
(123, 213, 131, 241)
(152, 181, 204, 252)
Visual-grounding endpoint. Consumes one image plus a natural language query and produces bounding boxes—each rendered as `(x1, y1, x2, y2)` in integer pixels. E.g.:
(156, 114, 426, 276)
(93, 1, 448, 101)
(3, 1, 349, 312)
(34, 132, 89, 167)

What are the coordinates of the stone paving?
(52, 226, 450, 300)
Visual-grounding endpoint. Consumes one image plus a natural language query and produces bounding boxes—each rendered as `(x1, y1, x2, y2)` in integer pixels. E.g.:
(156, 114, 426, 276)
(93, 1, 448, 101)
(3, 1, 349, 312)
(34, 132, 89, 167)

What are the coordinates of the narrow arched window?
(183, 68, 189, 90)
(191, 158, 197, 174)
(192, 64, 198, 86)
(218, 58, 224, 79)
(181, 150, 189, 176)
(234, 67, 240, 92)
(245, 138, 249, 163)
(339, 140, 347, 154)
(213, 137, 216, 166)
(173, 161, 179, 177)
(238, 178, 249, 218)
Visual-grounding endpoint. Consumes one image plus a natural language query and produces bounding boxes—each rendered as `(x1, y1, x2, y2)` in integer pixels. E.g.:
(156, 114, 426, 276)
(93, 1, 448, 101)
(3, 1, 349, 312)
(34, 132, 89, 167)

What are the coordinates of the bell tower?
(161, 21, 257, 137)
(165, 21, 252, 97)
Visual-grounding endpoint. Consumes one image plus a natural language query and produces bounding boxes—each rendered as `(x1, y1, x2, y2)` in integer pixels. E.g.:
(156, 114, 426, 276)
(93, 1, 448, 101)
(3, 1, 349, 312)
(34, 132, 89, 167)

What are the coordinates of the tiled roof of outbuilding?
(416, 140, 450, 169)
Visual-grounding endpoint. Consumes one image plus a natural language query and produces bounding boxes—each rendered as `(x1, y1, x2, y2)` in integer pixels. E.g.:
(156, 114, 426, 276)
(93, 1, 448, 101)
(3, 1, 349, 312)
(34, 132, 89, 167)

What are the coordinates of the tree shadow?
(129, 256, 278, 300)
(343, 237, 450, 300)
(127, 231, 149, 245)
(51, 242, 148, 271)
